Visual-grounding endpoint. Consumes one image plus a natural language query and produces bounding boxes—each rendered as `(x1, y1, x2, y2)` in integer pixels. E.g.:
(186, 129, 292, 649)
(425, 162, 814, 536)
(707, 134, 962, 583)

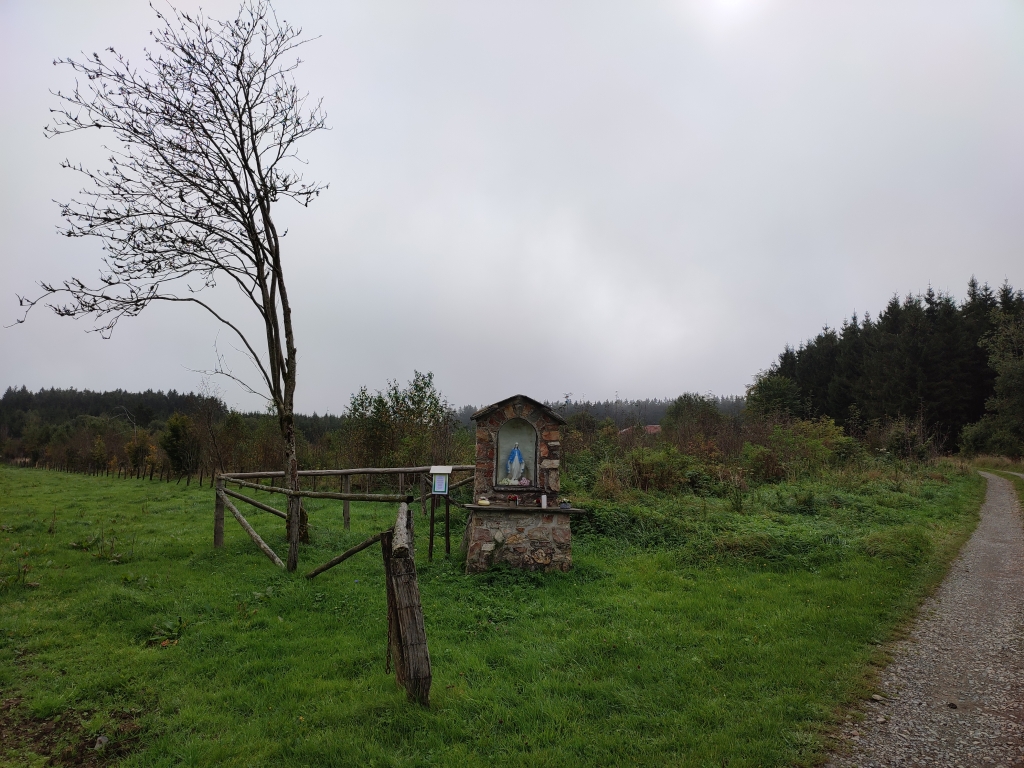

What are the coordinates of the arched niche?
(495, 417, 538, 487)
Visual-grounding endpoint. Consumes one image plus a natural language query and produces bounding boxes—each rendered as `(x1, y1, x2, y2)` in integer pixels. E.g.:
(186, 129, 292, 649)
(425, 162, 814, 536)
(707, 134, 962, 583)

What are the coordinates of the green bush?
(745, 373, 800, 418)
(562, 448, 600, 493)
(741, 442, 785, 483)
(685, 468, 718, 496)
(568, 446, 717, 497)
(741, 419, 856, 483)
(768, 419, 847, 476)
(595, 461, 622, 499)
(625, 447, 692, 492)
(159, 413, 200, 475)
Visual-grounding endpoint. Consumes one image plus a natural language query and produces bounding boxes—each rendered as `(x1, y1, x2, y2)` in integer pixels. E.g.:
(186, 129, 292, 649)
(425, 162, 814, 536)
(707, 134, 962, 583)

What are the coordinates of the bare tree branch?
(18, 0, 326, 570)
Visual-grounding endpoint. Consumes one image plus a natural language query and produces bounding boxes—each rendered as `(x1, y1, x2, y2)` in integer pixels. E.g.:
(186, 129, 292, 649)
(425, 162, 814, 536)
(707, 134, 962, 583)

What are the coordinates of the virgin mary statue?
(506, 442, 525, 482)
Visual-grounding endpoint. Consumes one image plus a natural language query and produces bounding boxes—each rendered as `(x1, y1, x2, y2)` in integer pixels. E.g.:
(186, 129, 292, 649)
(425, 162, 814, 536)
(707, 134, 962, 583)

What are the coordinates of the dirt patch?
(0, 697, 141, 766)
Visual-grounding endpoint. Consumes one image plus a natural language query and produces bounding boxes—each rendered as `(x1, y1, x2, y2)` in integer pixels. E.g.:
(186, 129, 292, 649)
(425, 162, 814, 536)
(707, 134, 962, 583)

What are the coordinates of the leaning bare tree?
(18, 1, 326, 571)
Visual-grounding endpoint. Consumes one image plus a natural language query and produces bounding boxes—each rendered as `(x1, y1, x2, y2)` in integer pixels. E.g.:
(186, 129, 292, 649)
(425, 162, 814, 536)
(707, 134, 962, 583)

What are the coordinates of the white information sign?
(430, 465, 452, 495)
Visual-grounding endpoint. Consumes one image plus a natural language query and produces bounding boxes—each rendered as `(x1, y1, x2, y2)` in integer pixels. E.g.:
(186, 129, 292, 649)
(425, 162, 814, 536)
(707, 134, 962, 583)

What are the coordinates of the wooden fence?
(212, 465, 464, 706)
(213, 465, 474, 571)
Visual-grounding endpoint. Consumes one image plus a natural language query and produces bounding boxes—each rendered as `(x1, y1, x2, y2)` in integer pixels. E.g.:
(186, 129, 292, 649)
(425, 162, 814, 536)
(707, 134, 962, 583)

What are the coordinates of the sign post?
(428, 466, 452, 561)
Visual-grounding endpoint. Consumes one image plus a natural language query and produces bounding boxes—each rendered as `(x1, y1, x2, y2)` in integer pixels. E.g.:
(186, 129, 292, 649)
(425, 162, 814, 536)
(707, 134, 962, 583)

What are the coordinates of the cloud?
(2, 0, 1022, 412)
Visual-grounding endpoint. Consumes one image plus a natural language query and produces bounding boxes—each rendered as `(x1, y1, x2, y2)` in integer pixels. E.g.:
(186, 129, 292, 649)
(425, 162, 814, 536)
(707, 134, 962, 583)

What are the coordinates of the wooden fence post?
(444, 495, 451, 556)
(381, 530, 405, 683)
(382, 503, 431, 706)
(343, 475, 351, 531)
(428, 495, 436, 562)
(214, 476, 225, 549)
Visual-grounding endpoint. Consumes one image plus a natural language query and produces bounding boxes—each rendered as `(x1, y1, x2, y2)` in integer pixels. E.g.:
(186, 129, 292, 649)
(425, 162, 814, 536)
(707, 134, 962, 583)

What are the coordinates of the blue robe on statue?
(506, 443, 525, 482)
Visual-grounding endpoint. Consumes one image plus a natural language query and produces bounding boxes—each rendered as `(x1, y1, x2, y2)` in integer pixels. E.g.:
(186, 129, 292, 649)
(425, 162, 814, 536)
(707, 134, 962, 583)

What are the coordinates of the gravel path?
(828, 471, 1024, 768)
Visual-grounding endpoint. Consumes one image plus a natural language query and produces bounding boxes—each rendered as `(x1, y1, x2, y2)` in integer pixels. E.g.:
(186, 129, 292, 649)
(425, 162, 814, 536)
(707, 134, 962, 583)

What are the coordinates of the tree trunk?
(343, 475, 351, 531)
(284, 416, 301, 572)
(214, 477, 225, 548)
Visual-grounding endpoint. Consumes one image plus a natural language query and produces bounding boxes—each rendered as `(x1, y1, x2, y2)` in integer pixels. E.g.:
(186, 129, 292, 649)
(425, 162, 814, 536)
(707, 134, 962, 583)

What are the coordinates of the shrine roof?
(470, 395, 567, 425)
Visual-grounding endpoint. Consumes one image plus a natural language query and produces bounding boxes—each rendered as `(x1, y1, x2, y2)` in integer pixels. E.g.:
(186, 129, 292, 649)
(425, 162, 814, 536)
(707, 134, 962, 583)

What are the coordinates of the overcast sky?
(2, 0, 1022, 413)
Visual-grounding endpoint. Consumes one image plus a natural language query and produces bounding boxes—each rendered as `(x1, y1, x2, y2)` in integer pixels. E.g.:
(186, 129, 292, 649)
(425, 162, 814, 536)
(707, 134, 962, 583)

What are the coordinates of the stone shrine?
(463, 394, 582, 573)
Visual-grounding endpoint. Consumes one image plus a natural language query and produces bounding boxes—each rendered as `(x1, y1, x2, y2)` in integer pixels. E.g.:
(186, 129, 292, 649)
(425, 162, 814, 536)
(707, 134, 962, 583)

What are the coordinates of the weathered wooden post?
(382, 502, 431, 706)
(428, 495, 436, 562)
(444, 495, 451, 556)
(214, 476, 225, 548)
(343, 475, 351, 531)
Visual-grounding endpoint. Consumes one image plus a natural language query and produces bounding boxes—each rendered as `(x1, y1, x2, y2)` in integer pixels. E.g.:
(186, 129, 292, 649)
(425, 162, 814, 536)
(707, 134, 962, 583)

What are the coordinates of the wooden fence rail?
(304, 532, 385, 579)
(218, 490, 285, 568)
(220, 465, 474, 479)
(223, 476, 409, 502)
(215, 464, 472, 574)
(221, 487, 288, 519)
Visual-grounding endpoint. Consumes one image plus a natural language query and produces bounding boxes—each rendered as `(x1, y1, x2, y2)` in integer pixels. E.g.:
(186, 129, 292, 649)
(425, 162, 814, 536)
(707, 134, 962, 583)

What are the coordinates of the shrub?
(741, 442, 785, 483)
(745, 373, 800, 418)
(561, 448, 600, 494)
(741, 418, 853, 482)
(862, 416, 937, 461)
(661, 393, 725, 453)
(625, 447, 690, 492)
(594, 461, 622, 499)
(727, 483, 744, 513)
(685, 468, 718, 496)
(159, 413, 200, 476)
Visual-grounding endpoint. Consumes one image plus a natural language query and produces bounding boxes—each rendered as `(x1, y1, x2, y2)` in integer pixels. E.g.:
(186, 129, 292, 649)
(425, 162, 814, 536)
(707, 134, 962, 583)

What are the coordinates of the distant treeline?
(4, 274, 1023, 479)
(762, 278, 1023, 454)
(0, 387, 212, 438)
(454, 396, 745, 429)
(0, 373, 471, 483)
(556, 396, 746, 425)
(0, 386, 346, 444)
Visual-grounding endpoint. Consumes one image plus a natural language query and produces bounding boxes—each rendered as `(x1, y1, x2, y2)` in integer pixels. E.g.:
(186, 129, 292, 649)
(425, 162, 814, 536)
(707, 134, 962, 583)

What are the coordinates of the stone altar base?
(463, 508, 572, 573)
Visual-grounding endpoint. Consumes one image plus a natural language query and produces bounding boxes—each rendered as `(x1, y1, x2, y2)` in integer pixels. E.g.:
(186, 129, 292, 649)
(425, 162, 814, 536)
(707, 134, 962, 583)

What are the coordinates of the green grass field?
(0, 464, 986, 767)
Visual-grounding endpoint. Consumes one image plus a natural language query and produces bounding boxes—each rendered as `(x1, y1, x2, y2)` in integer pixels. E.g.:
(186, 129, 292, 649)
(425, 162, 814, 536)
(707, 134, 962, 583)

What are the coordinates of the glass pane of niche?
(495, 418, 538, 487)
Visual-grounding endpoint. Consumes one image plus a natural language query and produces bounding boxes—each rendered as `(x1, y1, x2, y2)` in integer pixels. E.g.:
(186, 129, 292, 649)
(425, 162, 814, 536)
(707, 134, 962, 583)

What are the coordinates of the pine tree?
(770, 279, 1013, 450)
